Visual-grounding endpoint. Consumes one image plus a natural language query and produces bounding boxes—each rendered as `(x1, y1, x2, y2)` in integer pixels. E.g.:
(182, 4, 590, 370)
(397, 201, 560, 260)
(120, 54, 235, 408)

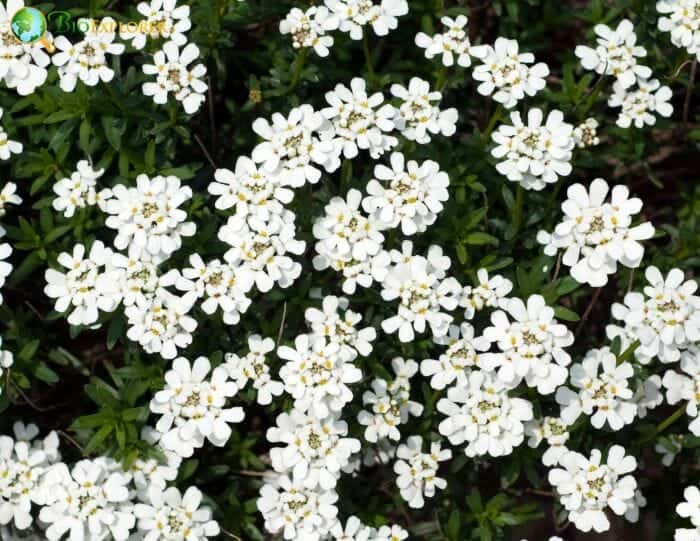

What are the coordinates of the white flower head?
(573, 117, 600, 148)
(575, 19, 651, 89)
(491, 108, 574, 191)
(268, 409, 361, 490)
(278, 334, 362, 419)
(322, 77, 397, 159)
(537, 178, 655, 287)
(609, 78, 674, 128)
(415, 15, 476, 67)
(393, 436, 451, 508)
(134, 485, 219, 540)
(459, 268, 513, 319)
(279, 6, 338, 57)
(208, 158, 294, 220)
(39, 458, 135, 541)
(142, 41, 207, 114)
(556, 347, 638, 430)
(472, 37, 550, 108)
(549, 445, 639, 533)
(44, 240, 122, 327)
(150, 356, 244, 457)
(304, 295, 377, 356)
(220, 210, 305, 293)
(390, 77, 458, 143)
(252, 104, 340, 188)
(257, 473, 338, 541)
(122, 0, 192, 50)
(325, 0, 408, 40)
(481, 294, 574, 395)
(52, 17, 125, 92)
(608, 266, 700, 364)
(363, 152, 450, 235)
(437, 370, 534, 457)
(525, 416, 571, 466)
(0, 108, 21, 160)
(663, 346, 700, 436)
(225, 334, 284, 406)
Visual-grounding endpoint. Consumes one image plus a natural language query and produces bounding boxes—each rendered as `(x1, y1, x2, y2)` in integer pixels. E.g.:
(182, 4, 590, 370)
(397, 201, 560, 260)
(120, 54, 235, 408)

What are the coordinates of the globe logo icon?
(10, 7, 54, 52)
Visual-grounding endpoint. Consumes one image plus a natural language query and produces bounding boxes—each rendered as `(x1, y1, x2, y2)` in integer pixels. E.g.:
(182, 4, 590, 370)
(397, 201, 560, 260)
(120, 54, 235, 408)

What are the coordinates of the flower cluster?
(657, 1, 700, 60)
(120, 0, 192, 49)
(0, 422, 219, 540)
(415, 15, 476, 67)
(663, 346, 700, 435)
(607, 266, 700, 364)
(491, 108, 574, 191)
(537, 178, 656, 286)
(52, 160, 108, 218)
(676, 485, 700, 540)
(393, 436, 451, 508)
(575, 19, 673, 128)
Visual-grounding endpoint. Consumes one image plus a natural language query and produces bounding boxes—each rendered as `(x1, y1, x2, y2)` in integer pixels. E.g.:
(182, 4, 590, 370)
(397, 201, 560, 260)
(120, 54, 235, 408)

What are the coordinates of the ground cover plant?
(0, 0, 699, 539)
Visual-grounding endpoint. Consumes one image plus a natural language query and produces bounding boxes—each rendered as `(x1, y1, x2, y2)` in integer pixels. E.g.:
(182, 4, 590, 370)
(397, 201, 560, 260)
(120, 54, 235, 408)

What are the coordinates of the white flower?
(573, 117, 600, 148)
(134, 485, 219, 541)
(0, 108, 21, 161)
(278, 334, 362, 418)
(0, 432, 54, 530)
(358, 357, 423, 442)
(304, 295, 376, 356)
(121, 0, 191, 50)
(52, 160, 106, 217)
(549, 445, 639, 533)
(142, 41, 207, 114)
(280, 6, 338, 57)
(390, 78, 458, 143)
(225, 334, 284, 406)
(252, 104, 339, 188)
(393, 436, 451, 508)
(525, 416, 571, 466)
(491, 108, 574, 191)
(374, 524, 409, 541)
(104, 174, 196, 263)
(609, 78, 674, 128)
(677, 486, 700, 535)
(658, 0, 700, 60)
(0, 182, 21, 218)
(609, 266, 700, 364)
(329, 516, 376, 540)
(634, 374, 664, 418)
(313, 189, 385, 275)
(178, 254, 253, 325)
(459, 268, 513, 319)
(150, 356, 244, 457)
(268, 409, 360, 490)
(421, 323, 491, 390)
(0, 0, 50, 95)
(363, 152, 450, 235)
(537, 178, 655, 287)
(125, 289, 198, 359)
(127, 456, 177, 500)
(219, 211, 305, 293)
(380, 254, 461, 342)
(481, 294, 574, 395)
(44, 241, 122, 327)
(472, 37, 550, 108)
(257, 473, 338, 541)
(325, 0, 408, 40)
(110, 248, 177, 307)
(39, 459, 135, 541)
(322, 77, 397, 159)
(575, 19, 651, 89)
(414, 15, 476, 67)
(663, 346, 700, 435)
(208, 158, 293, 220)
(437, 370, 534, 457)
(52, 18, 125, 92)
(556, 347, 637, 430)
(0, 241, 12, 304)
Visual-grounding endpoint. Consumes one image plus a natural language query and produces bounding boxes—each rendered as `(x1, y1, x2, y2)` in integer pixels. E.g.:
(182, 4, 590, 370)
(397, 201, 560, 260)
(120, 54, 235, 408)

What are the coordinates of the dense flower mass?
(1, 1, 699, 540)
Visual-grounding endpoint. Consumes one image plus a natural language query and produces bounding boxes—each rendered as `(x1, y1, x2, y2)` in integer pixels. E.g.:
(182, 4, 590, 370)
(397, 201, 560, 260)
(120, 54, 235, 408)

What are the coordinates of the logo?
(10, 6, 55, 53)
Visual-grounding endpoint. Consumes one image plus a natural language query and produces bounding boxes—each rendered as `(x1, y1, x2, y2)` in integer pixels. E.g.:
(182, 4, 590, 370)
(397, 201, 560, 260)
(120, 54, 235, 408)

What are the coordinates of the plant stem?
(576, 74, 607, 120)
(362, 32, 376, 86)
(511, 183, 524, 234)
(638, 404, 687, 444)
(616, 339, 640, 365)
(288, 49, 309, 92)
(481, 104, 503, 144)
(435, 65, 448, 91)
(340, 159, 353, 192)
